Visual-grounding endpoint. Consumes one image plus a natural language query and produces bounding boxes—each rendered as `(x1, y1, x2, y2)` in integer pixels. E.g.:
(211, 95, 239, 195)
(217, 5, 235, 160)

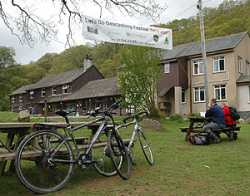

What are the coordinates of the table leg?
(8, 130, 28, 174)
(0, 132, 15, 175)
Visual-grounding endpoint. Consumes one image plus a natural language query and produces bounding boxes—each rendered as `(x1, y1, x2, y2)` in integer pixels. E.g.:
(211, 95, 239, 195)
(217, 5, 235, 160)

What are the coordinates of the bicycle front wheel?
(93, 132, 121, 177)
(15, 130, 74, 194)
(138, 130, 154, 165)
(108, 131, 131, 180)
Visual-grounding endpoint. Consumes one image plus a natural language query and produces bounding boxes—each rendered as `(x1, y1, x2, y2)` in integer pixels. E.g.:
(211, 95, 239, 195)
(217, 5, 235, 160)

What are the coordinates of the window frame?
(29, 91, 34, 99)
(52, 87, 57, 96)
(193, 87, 206, 103)
(248, 86, 250, 101)
(238, 56, 244, 74)
(181, 88, 186, 103)
(164, 63, 170, 74)
(11, 96, 15, 104)
(214, 84, 226, 101)
(192, 59, 204, 75)
(213, 56, 225, 73)
(19, 95, 23, 103)
(62, 84, 70, 94)
(41, 88, 46, 97)
(246, 60, 250, 75)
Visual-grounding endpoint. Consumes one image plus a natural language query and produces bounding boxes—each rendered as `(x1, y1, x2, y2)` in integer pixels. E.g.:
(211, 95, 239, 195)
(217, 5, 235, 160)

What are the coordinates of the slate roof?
(44, 77, 120, 103)
(29, 66, 95, 90)
(11, 84, 35, 95)
(162, 32, 248, 60)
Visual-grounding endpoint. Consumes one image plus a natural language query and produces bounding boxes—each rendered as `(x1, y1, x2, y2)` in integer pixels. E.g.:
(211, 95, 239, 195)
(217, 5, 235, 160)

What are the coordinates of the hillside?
(1, 0, 250, 111)
(163, 0, 250, 46)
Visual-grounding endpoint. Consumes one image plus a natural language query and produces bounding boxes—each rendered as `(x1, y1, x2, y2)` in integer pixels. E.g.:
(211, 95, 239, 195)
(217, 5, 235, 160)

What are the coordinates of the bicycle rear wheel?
(108, 131, 131, 180)
(15, 130, 74, 194)
(138, 130, 154, 165)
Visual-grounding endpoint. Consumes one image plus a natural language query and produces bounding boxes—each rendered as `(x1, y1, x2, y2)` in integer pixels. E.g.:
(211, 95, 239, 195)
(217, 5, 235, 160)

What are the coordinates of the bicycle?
(120, 111, 154, 165)
(15, 102, 131, 194)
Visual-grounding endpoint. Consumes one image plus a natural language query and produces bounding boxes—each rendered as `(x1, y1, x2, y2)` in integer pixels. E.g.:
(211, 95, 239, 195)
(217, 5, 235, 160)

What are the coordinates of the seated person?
(203, 98, 226, 143)
(221, 102, 236, 127)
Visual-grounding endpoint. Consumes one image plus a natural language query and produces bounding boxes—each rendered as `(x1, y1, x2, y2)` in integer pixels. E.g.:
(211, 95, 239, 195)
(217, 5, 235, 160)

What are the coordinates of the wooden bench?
(0, 139, 130, 161)
(180, 126, 240, 133)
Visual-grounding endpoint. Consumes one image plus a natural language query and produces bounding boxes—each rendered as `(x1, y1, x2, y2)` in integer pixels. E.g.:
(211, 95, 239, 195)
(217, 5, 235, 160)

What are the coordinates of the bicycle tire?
(93, 133, 121, 177)
(15, 130, 74, 194)
(108, 131, 131, 180)
(138, 130, 154, 165)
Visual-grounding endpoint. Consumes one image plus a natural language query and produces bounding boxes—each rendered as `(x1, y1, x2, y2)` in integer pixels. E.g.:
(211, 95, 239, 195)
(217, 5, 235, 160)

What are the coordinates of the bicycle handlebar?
(123, 111, 148, 124)
(87, 100, 121, 117)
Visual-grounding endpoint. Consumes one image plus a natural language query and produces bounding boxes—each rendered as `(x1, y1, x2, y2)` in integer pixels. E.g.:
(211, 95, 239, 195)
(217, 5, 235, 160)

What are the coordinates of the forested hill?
(163, 0, 250, 46)
(1, 0, 250, 110)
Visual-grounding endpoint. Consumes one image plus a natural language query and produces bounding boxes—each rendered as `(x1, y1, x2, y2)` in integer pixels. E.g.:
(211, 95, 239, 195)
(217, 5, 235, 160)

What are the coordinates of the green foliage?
(119, 46, 160, 115)
(163, 0, 250, 45)
(91, 43, 121, 77)
(0, 46, 15, 68)
(169, 113, 184, 122)
(48, 45, 91, 74)
(0, 111, 18, 122)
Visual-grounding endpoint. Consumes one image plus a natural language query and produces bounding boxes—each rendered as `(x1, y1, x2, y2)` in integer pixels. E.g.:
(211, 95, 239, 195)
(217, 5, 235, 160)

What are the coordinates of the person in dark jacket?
(203, 98, 226, 143)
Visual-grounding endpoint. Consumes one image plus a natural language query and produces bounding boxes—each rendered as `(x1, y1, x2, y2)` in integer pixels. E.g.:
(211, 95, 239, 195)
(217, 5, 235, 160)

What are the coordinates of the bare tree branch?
(0, 0, 166, 47)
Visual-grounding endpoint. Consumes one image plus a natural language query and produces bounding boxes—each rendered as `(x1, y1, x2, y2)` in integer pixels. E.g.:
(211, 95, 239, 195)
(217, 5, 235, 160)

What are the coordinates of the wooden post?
(44, 99, 48, 122)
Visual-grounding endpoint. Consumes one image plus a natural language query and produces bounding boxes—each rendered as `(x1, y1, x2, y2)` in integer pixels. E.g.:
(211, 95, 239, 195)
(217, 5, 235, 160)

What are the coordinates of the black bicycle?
(15, 102, 131, 194)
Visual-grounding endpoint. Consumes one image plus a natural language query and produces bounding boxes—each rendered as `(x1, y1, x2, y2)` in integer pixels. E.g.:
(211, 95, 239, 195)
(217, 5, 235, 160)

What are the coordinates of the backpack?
(189, 134, 210, 145)
(229, 107, 240, 121)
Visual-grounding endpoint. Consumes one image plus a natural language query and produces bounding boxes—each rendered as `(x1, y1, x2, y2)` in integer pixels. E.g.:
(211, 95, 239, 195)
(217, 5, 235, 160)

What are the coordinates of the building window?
(194, 87, 205, 103)
(164, 63, 170, 74)
(246, 60, 250, 75)
(11, 97, 15, 103)
(52, 88, 57, 96)
(238, 56, 244, 74)
(41, 89, 46, 97)
(62, 85, 70, 94)
(248, 86, 250, 101)
(192, 59, 204, 75)
(19, 95, 23, 103)
(29, 91, 34, 99)
(181, 88, 186, 103)
(213, 56, 225, 72)
(19, 106, 23, 111)
(214, 84, 226, 101)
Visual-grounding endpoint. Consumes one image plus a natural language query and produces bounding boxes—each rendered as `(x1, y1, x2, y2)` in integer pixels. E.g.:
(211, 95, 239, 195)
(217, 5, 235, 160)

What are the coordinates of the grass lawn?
(0, 119, 250, 196)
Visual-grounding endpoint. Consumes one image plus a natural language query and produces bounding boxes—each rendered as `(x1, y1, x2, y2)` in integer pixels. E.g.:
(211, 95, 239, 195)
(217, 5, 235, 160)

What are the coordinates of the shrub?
(169, 114, 184, 122)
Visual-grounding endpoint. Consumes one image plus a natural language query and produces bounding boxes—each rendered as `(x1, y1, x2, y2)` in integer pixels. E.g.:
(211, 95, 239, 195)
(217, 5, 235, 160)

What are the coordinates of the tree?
(119, 46, 160, 116)
(0, 46, 15, 68)
(0, 0, 166, 46)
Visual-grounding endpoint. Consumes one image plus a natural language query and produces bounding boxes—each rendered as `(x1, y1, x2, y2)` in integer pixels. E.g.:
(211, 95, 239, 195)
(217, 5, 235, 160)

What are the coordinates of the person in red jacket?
(221, 103, 236, 127)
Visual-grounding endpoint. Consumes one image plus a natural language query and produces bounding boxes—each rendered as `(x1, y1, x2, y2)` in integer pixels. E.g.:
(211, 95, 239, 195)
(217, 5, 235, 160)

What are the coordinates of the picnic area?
(0, 112, 250, 196)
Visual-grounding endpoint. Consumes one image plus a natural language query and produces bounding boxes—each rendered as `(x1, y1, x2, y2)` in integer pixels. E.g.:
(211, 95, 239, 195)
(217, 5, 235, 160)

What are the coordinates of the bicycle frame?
(116, 118, 141, 151)
(50, 116, 113, 165)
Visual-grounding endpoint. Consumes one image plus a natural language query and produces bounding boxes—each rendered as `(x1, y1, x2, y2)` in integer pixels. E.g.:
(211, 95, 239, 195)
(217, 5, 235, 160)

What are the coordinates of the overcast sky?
(0, 0, 223, 64)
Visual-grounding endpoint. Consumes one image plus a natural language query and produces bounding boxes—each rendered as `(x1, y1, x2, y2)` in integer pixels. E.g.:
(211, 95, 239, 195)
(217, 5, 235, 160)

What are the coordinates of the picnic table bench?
(0, 122, 119, 175)
(180, 117, 240, 142)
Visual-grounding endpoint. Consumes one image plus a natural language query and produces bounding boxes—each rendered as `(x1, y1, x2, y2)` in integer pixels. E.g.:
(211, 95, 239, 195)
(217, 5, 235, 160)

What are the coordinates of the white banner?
(82, 15, 173, 50)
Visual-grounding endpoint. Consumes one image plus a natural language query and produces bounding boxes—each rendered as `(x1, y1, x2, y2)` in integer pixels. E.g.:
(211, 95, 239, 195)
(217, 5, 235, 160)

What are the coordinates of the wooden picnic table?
(180, 117, 206, 141)
(0, 122, 102, 175)
(181, 117, 240, 142)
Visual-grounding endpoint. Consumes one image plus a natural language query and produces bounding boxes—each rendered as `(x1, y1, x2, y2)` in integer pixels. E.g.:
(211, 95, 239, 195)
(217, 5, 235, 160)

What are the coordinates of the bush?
(169, 114, 184, 122)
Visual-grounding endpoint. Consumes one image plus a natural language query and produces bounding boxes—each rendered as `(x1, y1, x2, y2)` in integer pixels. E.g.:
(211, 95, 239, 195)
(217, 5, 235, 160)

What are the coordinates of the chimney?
(82, 54, 93, 71)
